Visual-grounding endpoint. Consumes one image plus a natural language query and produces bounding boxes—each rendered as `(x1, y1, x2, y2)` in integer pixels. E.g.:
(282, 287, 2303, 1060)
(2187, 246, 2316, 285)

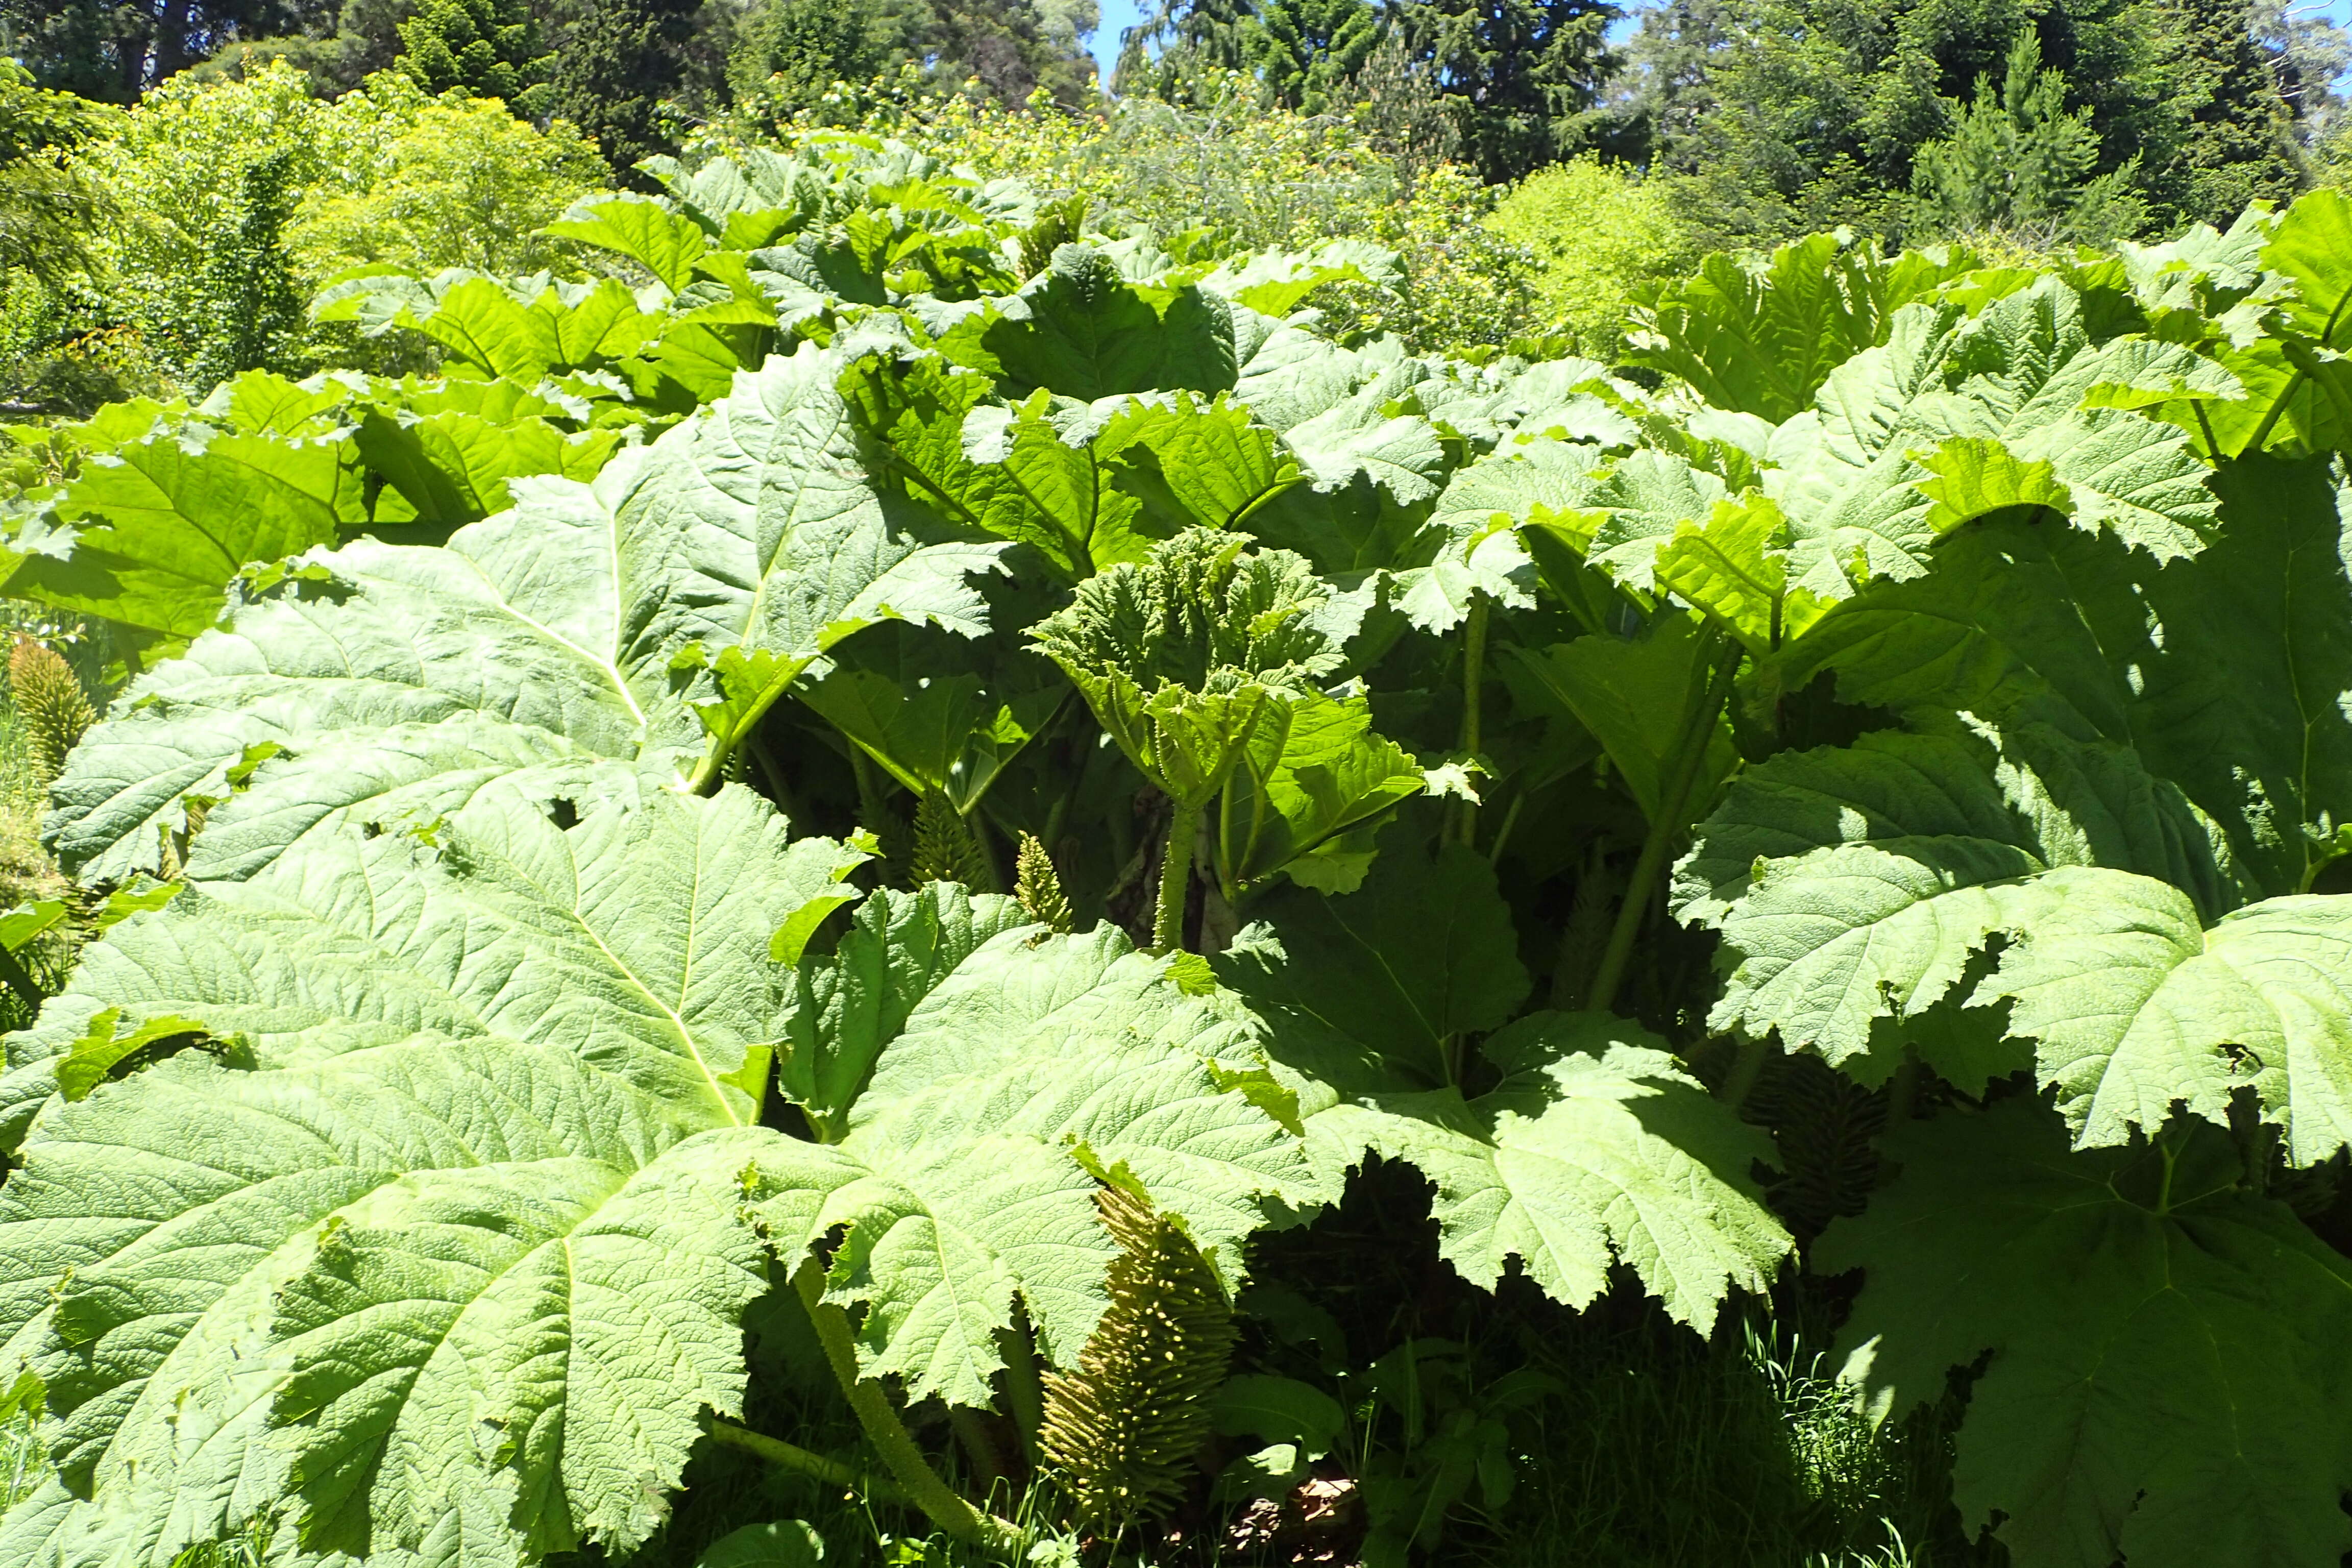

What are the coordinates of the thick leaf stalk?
(1040, 1185, 1239, 1532)
(1589, 637, 1741, 1014)
(1153, 799, 1202, 954)
(702, 1414, 906, 1503)
(1456, 592, 1489, 846)
(792, 1262, 1026, 1557)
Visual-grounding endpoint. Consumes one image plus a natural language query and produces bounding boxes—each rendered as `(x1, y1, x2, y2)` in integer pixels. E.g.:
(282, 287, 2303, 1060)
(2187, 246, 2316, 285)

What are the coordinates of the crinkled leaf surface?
(756, 924, 1316, 1403)
(624, 346, 1006, 748)
(936, 246, 1239, 402)
(778, 881, 1034, 1132)
(1782, 459, 2352, 898)
(15, 788, 864, 1112)
(48, 475, 694, 883)
(1823, 1103, 2352, 1568)
(1258, 1003, 1788, 1326)
(51, 347, 1001, 881)
(1214, 840, 1529, 1091)
(1677, 727, 2233, 1065)
(1759, 280, 2222, 602)
(1627, 233, 1970, 423)
(1977, 867, 2352, 1159)
(3, 425, 365, 637)
(1031, 529, 1339, 805)
(0, 787, 871, 1565)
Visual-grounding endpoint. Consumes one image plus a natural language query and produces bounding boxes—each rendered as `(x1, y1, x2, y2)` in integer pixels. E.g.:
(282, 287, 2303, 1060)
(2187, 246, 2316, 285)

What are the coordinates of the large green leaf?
(3, 424, 365, 636)
(1215, 839, 1530, 1090)
(1757, 281, 2223, 602)
(0, 788, 867, 1564)
(15, 787, 864, 1115)
(757, 923, 1317, 1402)
(795, 658, 1061, 813)
(1300, 1012, 1790, 1326)
(1823, 1103, 2352, 1568)
(1677, 727, 2234, 1065)
(845, 348, 1293, 579)
(1510, 612, 1737, 823)
(47, 476, 693, 883)
(545, 193, 713, 293)
(1782, 459, 2352, 898)
(47, 465, 699, 884)
(935, 244, 1240, 401)
(1215, 690, 1427, 891)
(624, 346, 1006, 761)
(1192, 240, 1398, 317)
(353, 405, 621, 526)
(315, 272, 660, 382)
(50, 347, 1003, 878)
(1649, 493, 1827, 653)
(778, 880, 1034, 1134)
(1978, 868, 2352, 1159)
(1281, 387, 1450, 508)
(1031, 528, 1339, 807)
(0, 1041, 773, 1566)
(2259, 186, 2352, 351)
(1626, 234, 1975, 422)
(2082, 457, 2352, 896)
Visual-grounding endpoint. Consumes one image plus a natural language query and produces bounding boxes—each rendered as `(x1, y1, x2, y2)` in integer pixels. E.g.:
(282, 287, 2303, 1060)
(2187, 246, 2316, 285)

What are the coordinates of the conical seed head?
(10, 635, 92, 784)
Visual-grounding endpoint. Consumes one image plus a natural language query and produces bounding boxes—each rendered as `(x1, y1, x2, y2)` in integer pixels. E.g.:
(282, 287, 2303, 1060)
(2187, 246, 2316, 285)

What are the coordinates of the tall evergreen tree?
(1248, 0, 1378, 113)
(1612, 0, 1733, 167)
(726, 0, 921, 107)
(2147, 0, 2303, 220)
(932, 0, 1064, 99)
(396, 0, 553, 113)
(544, 0, 697, 179)
(1654, 0, 2314, 244)
(1355, 19, 1464, 175)
(1396, 0, 1623, 182)
(1112, 0, 1252, 97)
(1033, 0, 1102, 103)
(1909, 30, 2147, 242)
(3, 0, 331, 100)
(731, 0, 1090, 109)
(2256, 0, 2349, 144)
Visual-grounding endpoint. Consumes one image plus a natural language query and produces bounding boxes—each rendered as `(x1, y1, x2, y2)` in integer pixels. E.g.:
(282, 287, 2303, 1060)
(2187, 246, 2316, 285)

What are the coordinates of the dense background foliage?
(6, 0, 2352, 405)
(5, 5, 2352, 1568)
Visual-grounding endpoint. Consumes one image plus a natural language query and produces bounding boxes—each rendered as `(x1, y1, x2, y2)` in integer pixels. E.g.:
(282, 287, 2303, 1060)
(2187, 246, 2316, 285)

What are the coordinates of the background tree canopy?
(6, 0, 2341, 238)
(0, 0, 2347, 428)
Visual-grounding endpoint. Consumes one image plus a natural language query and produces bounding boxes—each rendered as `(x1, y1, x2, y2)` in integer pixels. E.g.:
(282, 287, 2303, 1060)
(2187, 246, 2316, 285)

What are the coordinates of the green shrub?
(43, 62, 608, 392)
(1486, 153, 1698, 360)
(694, 68, 1544, 351)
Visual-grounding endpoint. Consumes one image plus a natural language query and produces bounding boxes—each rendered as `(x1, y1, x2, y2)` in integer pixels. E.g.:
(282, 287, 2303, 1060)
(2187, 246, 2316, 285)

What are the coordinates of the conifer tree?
(396, 0, 554, 115)
(544, 0, 697, 181)
(2153, 0, 2305, 221)
(1400, 0, 1622, 182)
(1248, 0, 1378, 114)
(726, 0, 922, 111)
(1651, 0, 2315, 243)
(1910, 31, 2147, 243)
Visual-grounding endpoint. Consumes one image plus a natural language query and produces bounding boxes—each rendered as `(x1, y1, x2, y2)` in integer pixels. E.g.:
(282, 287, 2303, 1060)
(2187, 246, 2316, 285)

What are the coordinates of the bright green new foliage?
(11, 137, 2352, 1568)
